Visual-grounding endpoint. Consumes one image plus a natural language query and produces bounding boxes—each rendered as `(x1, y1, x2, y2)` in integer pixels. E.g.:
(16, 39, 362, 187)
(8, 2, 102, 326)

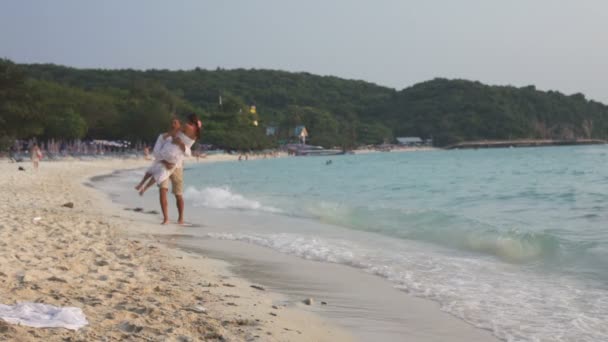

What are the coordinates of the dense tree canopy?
(0, 60, 44, 142)
(2, 59, 608, 149)
(376, 79, 608, 146)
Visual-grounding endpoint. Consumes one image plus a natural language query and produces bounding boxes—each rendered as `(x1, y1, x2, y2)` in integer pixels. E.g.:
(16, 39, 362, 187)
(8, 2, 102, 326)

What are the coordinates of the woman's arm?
(171, 136, 187, 153)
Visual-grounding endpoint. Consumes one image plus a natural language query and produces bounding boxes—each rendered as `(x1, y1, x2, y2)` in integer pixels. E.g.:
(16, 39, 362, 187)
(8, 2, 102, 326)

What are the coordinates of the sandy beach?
(0, 157, 352, 341)
(0, 152, 504, 342)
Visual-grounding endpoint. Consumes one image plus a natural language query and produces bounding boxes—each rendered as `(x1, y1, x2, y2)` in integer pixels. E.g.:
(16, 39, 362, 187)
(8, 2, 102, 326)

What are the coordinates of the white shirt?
(152, 133, 191, 169)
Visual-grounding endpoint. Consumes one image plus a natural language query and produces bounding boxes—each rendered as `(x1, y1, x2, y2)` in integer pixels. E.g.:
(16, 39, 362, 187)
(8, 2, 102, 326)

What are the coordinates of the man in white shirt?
(153, 118, 191, 225)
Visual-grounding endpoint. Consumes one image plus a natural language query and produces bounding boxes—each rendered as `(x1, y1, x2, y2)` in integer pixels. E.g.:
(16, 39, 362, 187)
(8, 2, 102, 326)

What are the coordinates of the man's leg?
(159, 179, 170, 225)
(175, 194, 184, 224)
(170, 167, 185, 225)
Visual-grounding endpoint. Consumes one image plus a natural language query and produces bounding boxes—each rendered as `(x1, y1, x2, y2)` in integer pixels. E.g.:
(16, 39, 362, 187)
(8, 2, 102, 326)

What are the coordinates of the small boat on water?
(286, 144, 353, 156)
(296, 149, 350, 156)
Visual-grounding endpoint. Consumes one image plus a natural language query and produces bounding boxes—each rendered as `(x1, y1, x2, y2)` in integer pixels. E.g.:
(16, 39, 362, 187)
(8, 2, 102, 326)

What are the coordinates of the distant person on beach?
(8, 145, 17, 162)
(143, 146, 151, 160)
(134, 114, 201, 224)
(30, 143, 42, 170)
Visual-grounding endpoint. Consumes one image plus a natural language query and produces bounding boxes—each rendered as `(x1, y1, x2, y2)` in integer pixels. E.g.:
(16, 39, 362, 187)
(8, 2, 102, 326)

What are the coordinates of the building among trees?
(294, 126, 308, 144)
(396, 137, 423, 146)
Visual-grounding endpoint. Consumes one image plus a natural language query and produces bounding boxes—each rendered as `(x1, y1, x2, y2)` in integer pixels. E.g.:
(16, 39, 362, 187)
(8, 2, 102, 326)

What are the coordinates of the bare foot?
(178, 220, 185, 225)
(135, 184, 142, 191)
(161, 220, 169, 225)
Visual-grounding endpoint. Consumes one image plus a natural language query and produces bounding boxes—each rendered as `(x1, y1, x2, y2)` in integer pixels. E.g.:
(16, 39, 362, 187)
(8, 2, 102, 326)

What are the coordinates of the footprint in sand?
(118, 321, 143, 334)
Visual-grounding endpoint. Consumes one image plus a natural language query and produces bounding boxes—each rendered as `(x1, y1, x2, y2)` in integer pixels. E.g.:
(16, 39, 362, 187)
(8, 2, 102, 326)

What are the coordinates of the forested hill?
(372, 79, 608, 146)
(3, 59, 608, 149)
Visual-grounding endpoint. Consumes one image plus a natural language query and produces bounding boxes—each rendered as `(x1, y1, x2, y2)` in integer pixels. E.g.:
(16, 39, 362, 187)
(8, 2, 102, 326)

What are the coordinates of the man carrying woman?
(135, 113, 201, 224)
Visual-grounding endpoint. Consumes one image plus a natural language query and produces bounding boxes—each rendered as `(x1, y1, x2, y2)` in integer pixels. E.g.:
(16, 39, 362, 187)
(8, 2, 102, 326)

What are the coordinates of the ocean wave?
(458, 229, 560, 263)
(183, 186, 282, 213)
(183, 188, 565, 264)
(303, 203, 560, 263)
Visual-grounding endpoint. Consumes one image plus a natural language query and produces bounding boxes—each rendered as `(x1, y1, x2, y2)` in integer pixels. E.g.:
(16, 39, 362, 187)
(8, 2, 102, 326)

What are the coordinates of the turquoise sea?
(120, 146, 608, 341)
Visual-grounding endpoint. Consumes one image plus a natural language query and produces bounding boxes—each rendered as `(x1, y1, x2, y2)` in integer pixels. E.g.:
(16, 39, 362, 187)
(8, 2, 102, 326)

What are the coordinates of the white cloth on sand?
(148, 131, 194, 184)
(0, 302, 88, 330)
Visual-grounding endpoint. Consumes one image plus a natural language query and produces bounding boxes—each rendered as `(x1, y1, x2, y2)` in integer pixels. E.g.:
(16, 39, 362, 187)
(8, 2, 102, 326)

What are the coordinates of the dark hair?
(186, 113, 201, 139)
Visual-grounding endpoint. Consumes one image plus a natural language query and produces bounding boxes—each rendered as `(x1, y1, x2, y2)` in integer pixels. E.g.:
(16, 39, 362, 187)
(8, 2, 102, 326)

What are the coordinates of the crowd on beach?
(6, 138, 142, 161)
(5, 139, 284, 163)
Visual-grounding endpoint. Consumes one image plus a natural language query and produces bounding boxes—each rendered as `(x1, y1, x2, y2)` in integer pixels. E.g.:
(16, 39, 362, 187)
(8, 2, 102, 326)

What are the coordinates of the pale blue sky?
(1, 0, 607, 102)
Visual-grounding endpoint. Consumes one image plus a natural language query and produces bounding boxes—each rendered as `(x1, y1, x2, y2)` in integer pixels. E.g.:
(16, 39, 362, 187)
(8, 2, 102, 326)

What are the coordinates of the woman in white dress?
(135, 113, 201, 195)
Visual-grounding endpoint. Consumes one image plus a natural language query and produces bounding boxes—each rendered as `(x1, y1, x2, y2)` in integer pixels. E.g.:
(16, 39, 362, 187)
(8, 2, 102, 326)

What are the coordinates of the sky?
(1, 0, 607, 102)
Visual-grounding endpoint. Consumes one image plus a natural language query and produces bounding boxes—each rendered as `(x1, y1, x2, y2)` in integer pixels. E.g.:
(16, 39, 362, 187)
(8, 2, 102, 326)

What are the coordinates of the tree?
(357, 122, 392, 145)
(44, 109, 87, 139)
(0, 59, 43, 144)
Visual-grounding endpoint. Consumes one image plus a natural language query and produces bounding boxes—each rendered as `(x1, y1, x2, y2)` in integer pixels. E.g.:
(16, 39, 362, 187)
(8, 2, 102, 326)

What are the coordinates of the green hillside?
(2, 59, 607, 149)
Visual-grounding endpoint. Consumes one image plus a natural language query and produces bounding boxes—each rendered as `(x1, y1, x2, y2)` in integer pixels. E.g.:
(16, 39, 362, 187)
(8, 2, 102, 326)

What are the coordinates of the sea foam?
(202, 231, 608, 342)
(184, 186, 281, 213)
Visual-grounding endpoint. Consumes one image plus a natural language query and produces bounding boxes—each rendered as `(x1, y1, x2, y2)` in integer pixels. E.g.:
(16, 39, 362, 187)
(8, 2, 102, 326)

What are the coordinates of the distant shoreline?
(353, 146, 438, 154)
(445, 139, 607, 150)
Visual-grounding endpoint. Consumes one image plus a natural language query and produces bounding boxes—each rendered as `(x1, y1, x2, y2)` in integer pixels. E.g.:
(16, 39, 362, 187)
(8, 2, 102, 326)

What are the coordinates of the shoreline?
(90, 157, 500, 342)
(444, 138, 607, 149)
(0, 158, 352, 341)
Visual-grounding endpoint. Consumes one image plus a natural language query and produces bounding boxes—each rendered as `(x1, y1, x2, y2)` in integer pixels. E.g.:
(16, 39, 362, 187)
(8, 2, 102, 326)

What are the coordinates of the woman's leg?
(135, 172, 152, 190)
(139, 177, 156, 196)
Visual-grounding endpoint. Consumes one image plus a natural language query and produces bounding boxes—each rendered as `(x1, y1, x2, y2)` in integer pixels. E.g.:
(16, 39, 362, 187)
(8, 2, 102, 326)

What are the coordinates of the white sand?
(0, 157, 351, 341)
